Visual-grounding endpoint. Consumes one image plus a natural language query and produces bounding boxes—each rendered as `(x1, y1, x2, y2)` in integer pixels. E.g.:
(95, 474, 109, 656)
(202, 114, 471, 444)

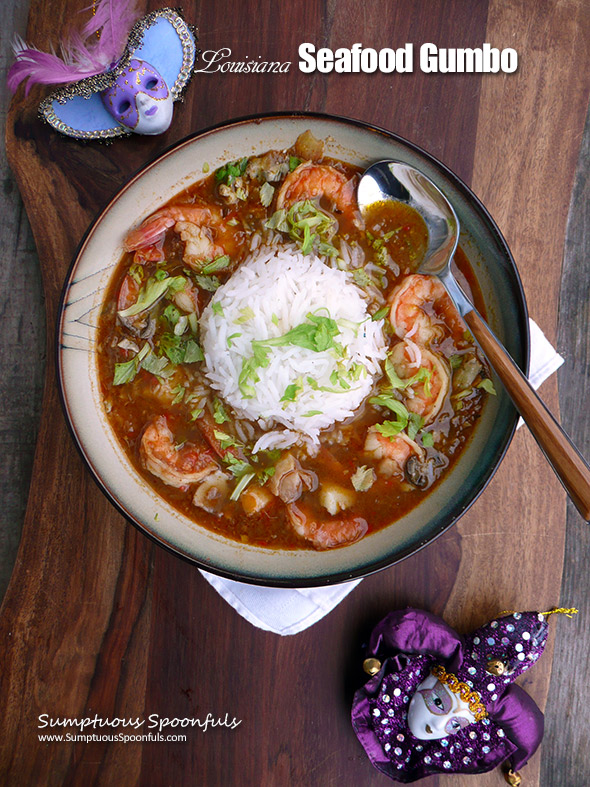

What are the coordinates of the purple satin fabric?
(351, 608, 544, 782)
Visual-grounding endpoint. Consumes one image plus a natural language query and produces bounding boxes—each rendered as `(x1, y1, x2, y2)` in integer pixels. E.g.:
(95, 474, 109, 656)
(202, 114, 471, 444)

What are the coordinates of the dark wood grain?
(0, 0, 589, 785)
(545, 101, 590, 786)
(462, 307, 590, 521)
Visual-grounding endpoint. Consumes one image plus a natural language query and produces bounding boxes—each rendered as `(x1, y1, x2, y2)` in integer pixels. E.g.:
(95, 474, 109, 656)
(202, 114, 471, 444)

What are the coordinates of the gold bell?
(486, 658, 507, 676)
(363, 657, 382, 676)
(504, 768, 522, 786)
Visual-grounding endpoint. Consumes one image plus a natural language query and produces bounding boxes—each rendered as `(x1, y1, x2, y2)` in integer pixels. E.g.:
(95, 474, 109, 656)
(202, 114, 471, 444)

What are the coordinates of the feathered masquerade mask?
(8, 0, 197, 139)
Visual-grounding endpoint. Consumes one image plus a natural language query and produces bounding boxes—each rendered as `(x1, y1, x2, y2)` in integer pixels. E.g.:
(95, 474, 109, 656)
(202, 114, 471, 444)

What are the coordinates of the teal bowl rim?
(57, 111, 530, 587)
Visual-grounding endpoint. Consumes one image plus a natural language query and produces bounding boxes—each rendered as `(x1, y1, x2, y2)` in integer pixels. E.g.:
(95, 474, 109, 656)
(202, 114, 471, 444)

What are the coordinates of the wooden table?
(1, 1, 589, 784)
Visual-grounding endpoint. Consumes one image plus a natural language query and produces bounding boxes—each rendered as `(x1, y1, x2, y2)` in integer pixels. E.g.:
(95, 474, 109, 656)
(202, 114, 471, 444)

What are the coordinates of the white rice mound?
(199, 245, 387, 452)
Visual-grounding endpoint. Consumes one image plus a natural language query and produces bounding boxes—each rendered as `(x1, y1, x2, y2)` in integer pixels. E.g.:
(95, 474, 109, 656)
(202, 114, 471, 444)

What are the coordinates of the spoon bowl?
(358, 160, 590, 522)
(358, 160, 459, 276)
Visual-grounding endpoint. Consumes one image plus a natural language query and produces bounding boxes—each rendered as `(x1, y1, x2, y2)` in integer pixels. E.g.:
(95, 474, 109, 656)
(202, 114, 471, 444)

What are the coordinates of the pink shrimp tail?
(124, 215, 175, 251)
(7, 0, 140, 95)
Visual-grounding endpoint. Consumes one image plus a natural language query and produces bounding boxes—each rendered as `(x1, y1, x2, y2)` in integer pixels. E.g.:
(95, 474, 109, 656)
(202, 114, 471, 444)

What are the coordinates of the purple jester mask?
(352, 607, 576, 785)
(100, 58, 173, 135)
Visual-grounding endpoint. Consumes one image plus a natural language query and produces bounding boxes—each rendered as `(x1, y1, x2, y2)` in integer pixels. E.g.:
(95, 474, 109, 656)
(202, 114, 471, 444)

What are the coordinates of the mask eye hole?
(119, 100, 131, 114)
(145, 78, 158, 90)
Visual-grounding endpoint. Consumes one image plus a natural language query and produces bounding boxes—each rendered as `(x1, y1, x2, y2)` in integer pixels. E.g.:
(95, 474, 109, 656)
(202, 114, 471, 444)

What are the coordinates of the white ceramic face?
(134, 91, 174, 135)
(407, 674, 476, 740)
(100, 59, 174, 135)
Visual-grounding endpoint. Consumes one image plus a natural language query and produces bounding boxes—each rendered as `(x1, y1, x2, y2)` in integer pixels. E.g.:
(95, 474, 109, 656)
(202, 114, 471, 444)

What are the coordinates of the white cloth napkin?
(200, 318, 563, 635)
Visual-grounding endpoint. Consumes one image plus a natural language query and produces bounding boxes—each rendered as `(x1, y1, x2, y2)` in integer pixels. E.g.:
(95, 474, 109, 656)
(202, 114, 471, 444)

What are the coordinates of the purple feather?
(8, 0, 141, 94)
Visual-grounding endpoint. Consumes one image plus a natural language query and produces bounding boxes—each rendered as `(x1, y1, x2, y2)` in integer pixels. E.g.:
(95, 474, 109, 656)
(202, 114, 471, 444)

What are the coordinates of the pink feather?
(8, 0, 141, 94)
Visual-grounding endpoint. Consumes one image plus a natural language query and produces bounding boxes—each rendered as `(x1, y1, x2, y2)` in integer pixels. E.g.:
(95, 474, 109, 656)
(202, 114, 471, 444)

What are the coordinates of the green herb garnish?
(193, 274, 221, 292)
(421, 431, 435, 447)
(259, 181, 275, 207)
(113, 343, 150, 385)
(477, 378, 497, 395)
(118, 275, 186, 318)
(351, 465, 376, 492)
(201, 255, 231, 275)
(264, 200, 337, 257)
(372, 306, 389, 321)
(213, 398, 230, 424)
(234, 306, 255, 324)
(407, 412, 424, 441)
(215, 157, 248, 186)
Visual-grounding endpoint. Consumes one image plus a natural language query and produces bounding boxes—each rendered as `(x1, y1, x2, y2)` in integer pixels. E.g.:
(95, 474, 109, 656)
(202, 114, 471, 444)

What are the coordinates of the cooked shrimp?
(124, 205, 219, 250)
(117, 273, 155, 338)
(124, 204, 228, 269)
(141, 368, 190, 407)
(286, 502, 367, 550)
(364, 428, 424, 479)
(140, 416, 217, 488)
(389, 273, 464, 345)
(276, 162, 359, 225)
(389, 340, 450, 424)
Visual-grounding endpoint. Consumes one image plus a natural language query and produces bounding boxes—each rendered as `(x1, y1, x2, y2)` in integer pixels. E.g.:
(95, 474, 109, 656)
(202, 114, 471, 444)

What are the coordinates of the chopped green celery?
(259, 181, 275, 207)
(187, 312, 199, 334)
(280, 383, 301, 402)
(374, 420, 406, 439)
(351, 465, 376, 492)
(421, 431, 435, 447)
(477, 378, 497, 395)
(201, 255, 231, 275)
(183, 339, 204, 363)
(113, 342, 150, 385)
(213, 398, 230, 424)
(163, 303, 181, 328)
(171, 385, 185, 405)
(118, 275, 186, 318)
(235, 306, 255, 324)
(213, 430, 241, 450)
(372, 306, 389, 321)
(353, 268, 377, 288)
(193, 274, 221, 292)
(385, 357, 432, 395)
(370, 394, 410, 422)
(230, 472, 256, 501)
(407, 412, 424, 441)
(370, 394, 410, 438)
(215, 157, 248, 186)
(128, 263, 144, 284)
(238, 357, 260, 398)
(141, 349, 174, 378)
(264, 200, 337, 257)
(174, 315, 189, 336)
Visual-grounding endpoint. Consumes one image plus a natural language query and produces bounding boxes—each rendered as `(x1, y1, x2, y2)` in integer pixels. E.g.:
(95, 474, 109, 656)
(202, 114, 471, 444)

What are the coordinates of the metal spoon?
(358, 159, 590, 522)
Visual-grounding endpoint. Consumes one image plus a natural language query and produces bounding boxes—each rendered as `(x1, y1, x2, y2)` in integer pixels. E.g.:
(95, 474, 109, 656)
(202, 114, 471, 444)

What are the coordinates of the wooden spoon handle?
(463, 308, 590, 522)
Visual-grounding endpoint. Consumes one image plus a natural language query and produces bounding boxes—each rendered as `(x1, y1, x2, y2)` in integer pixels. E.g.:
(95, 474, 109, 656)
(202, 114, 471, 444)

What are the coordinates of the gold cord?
(540, 607, 579, 618)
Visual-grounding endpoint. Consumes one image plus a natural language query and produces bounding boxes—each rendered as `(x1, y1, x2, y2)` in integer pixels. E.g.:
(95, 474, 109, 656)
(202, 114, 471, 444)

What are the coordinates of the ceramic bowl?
(58, 113, 529, 586)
